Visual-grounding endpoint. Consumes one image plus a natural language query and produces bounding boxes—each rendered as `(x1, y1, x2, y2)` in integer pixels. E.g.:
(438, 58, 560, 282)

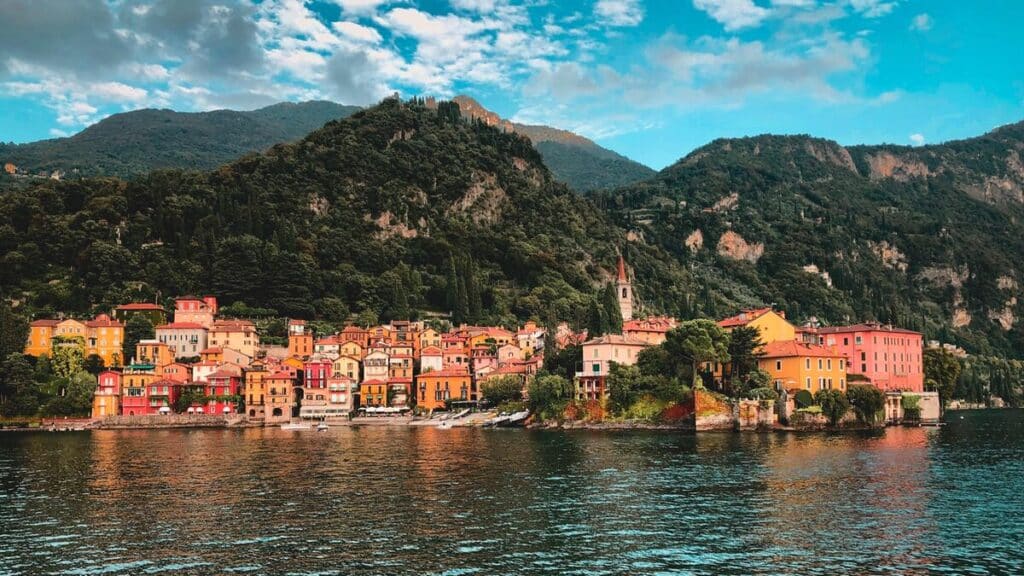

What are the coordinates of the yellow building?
(26, 314, 124, 367)
(208, 319, 259, 359)
(758, 340, 847, 394)
(360, 379, 388, 407)
(340, 340, 364, 360)
(419, 328, 441, 352)
(333, 355, 360, 380)
(718, 308, 795, 344)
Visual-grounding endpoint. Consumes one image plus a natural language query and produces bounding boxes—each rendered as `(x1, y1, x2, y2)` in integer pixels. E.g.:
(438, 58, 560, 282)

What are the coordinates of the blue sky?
(1, 0, 1022, 169)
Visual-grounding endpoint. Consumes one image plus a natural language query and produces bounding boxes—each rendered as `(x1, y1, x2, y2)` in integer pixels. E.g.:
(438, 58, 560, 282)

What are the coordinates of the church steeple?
(615, 254, 633, 322)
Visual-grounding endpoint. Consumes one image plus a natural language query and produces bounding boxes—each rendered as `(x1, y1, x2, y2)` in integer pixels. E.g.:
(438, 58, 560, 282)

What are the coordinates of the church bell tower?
(616, 254, 633, 322)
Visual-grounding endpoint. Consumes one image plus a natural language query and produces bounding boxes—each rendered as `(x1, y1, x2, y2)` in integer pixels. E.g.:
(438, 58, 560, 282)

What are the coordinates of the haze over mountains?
(3, 97, 1024, 358)
(1, 96, 654, 193)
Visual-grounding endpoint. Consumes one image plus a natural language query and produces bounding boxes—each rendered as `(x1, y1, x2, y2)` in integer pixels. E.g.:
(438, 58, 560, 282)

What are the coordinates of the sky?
(1, 0, 1022, 170)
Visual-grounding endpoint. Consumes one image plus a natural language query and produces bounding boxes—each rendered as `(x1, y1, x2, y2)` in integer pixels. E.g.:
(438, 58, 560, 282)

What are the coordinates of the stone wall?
(736, 400, 777, 430)
(97, 414, 245, 429)
(694, 388, 733, 431)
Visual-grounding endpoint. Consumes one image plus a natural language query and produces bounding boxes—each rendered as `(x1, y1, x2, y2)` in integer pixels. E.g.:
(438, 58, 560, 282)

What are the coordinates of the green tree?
(481, 375, 524, 406)
(0, 353, 39, 417)
(663, 319, 731, 389)
(543, 344, 580, 382)
(42, 372, 95, 417)
(846, 383, 885, 424)
(0, 303, 29, 360)
(317, 297, 349, 324)
(585, 298, 605, 338)
(83, 354, 106, 376)
(123, 315, 154, 365)
(725, 326, 764, 393)
(355, 309, 379, 328)
(923, 348, 961, 407)
(527, 374, 574, 419)
(814, 389, 850, 426)
(601, 282, 622, 334)
(636, 346, 673, 379)
(606, 362, 642, 412)
(51, 337, 85, 378)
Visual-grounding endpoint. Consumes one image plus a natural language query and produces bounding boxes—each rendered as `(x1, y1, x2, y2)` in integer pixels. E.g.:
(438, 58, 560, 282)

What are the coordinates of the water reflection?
(1, 411, 1022, 575)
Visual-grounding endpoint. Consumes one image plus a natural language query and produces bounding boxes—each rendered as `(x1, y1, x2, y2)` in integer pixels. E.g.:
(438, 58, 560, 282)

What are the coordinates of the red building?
(204, 370, 242, 415)
(304, 358, 333, 391)
(804, 323, 924, 392)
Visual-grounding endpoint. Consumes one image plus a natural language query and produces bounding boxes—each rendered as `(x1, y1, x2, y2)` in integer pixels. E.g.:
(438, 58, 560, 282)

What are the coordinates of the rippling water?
(1, 410, 1022, 575)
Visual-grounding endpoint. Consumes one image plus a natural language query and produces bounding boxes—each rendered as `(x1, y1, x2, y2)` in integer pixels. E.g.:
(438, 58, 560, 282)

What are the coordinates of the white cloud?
(91, 81, 148, 103)
(333, 21, 383, 44)
(693, 0, 771, 31)
(333, 0, 390, 15)
(909, 133, 924, 146)
(910, 13, 932, 31)
(595, 0, 644, 27)
(849, 0, 897, 18)
(450, 0, 499, 12)
(48, 128, 70, 137)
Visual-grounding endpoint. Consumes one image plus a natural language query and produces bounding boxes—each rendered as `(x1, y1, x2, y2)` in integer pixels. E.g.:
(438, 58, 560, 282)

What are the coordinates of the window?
(855, 336, 862, 345)
(592, 363, 600, 373)
(805, 378, 811, 389)
(839, 360, 844, 370)
(827, 359, 832, 370)
(843, 337, 849, 346)
(776, 361, 782, 371)
(805, 358, 810, 369)
(840, 379, 845, 389)
(818, 359, 823, 370)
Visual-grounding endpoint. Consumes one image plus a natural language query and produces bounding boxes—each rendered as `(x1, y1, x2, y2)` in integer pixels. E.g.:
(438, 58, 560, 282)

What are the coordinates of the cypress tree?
(601, 282, 623, 333)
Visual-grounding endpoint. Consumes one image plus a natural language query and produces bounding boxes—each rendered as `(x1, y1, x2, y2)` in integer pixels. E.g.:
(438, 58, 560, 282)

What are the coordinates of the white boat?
(316, 421, 329, 432)
(280, 422, 311, 431)
(485, 415, 511, 428)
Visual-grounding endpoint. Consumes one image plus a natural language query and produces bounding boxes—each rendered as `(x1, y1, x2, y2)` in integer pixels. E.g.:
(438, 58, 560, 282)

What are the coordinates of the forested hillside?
(0, 98, 691, 330)
(0, 101, 360, 178)
(594, 123, 1024, 358)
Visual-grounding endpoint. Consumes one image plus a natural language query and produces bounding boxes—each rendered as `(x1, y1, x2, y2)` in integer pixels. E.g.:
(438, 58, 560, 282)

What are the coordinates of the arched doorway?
(249, 409, 256, 417)
(272, 408, 283, 417)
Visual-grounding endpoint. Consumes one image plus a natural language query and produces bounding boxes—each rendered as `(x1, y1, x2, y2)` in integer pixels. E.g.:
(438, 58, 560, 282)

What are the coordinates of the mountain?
(0, 101, 360, 179)
(594, 120, 1024, 357)
(437, 96, 655, 191)
(0, 97, 691, 327)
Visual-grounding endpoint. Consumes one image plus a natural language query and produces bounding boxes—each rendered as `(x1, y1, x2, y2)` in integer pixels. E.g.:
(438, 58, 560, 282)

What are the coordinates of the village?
(22, 257, 941, 429)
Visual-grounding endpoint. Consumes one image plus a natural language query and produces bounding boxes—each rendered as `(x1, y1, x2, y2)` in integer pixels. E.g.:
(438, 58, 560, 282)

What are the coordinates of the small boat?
(484, 414, 511, 428)
(280, 422, 311, 431)
(316, 421, 329, 432)
(452, 409, 471, 420)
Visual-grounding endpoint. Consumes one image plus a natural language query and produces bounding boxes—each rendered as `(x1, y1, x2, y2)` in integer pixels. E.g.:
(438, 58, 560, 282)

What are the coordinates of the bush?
(847, 384, 885, 423)
(481, 375, 524, 406)
(747, 387, 779, 402)
(814, 389, 850, 426)
(794, 389, 813, 408)
(902, 394, 921, 421)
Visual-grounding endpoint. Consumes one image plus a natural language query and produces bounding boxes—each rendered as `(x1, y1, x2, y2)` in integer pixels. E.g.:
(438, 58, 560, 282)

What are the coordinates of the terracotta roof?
(418, 367, 471, 378)
(85, 314, 123, 328)
(813, 323, 922, 336)
(341, 325, 367, 333)
(30, 319, 59, 327)
(718, 308, 774, 328)
(420, 346, 443, 355)
(361, 379, 387, 385)
(288, 319, 306, 325)
(582, 334, 648, 347)
(617, 254, 628, 282)
(387, 377, 413, 384)
(623, 317, 676, 332)
(267, 371, 296, 380)
(116, 303, 165, 311)
(211, 319, 255, 330)
(155, 322, 205, 330)
(316, 335, 341, 345)
(761, 340, 843, 359)
(206, 370, 239, 380)
(200, 347, 222, 354)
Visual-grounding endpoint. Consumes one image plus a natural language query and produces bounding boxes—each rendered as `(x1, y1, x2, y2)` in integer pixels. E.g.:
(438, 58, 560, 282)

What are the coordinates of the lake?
(1, 410, 1022, 575)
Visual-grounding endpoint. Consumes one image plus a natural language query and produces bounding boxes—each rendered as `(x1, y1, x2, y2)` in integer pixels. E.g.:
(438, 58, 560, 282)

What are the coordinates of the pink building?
(806, 323, 924, 392)
(576, 334, 650, 401)
(92, 370, 122, 418)
(173, 296, 218, 327)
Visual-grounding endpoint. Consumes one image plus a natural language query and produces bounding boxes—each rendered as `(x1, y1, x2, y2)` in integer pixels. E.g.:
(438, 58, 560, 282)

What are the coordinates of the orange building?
(135, 339, 173, 367)
(758, 340, 848, 395)
(25, 314, 124, 367)
(288, 319, 313, 359)
(360, 379, 388, 407)
(623, 316, 677, 346)
(416, 367, 472, 410)
(208, 319, 259, 359)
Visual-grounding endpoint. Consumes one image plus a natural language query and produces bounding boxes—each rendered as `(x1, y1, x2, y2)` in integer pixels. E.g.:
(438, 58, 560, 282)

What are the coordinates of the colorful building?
(25, 319, 58, 356)
(26, 315, 124, 367)
(758, 340, 848, 395)
(304, 358, 333, 391)
(576, 334, 650, 401)
(360, 379, 388, 407)
(718, 308, 795, 344)
(420, 346, 443, 374)
(805, 323, 924, 392)
(135, 339, 173, 367)
(154, 322, 208, 359)
(204, 370, 242, 415)
(416, 367, 472, 411)
(91, 370, 122, 418)
(121, 365, 158, 416)
(173, 296, 217, 327)
(332, 355, 360, 380)
(208, 319, 259, 359)
(262, 371, 296, 422)
(623, 316, 677, 346)
(314, 335, 341, 357)
(288, 319, 314, 359)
